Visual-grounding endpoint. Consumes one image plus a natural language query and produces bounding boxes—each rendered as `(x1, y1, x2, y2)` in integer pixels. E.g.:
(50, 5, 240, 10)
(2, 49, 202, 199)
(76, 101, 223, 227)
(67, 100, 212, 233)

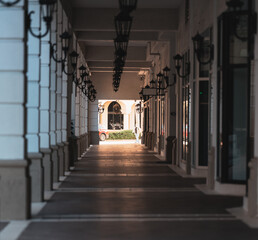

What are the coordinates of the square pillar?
(0, 2, 30, 220)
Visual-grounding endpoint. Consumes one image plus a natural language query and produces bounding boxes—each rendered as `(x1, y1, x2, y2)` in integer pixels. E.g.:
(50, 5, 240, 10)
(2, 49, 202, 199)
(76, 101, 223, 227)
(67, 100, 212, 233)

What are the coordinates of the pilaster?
(0, 2, 30, 220)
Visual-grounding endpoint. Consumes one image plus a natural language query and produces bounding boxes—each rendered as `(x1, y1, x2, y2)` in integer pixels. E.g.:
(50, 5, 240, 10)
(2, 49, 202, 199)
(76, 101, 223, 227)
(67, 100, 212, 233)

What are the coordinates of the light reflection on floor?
(100, 140, 139, 145)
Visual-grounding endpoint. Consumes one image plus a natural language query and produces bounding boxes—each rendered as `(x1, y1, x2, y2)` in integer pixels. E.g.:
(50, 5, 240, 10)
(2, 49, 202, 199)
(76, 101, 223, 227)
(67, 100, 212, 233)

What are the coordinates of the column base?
(28, 153, 44, 203)
(69, 136, 78, 167)
(40, 148, 53, 191)
(51, 145, 59, 183)
(0, 160, 30, 220)
(77, 136, 81, 160)
(63, 142, 69, 172)
(89, 131, 99, 145)
(57, 143, 65, 177)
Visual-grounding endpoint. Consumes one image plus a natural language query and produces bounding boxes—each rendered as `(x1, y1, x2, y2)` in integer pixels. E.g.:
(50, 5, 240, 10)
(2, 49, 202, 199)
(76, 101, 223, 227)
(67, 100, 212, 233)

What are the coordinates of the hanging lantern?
(119, 0, 137, 13)
(114, 12, 133, 39)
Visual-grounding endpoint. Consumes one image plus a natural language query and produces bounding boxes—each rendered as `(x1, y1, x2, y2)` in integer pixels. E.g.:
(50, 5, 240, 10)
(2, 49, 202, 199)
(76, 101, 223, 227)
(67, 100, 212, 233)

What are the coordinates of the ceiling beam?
(88, 61, 152, 68)
(84, 46, 146, 61)
(76, 31, 160, 42)
(72, 8, 178, 32)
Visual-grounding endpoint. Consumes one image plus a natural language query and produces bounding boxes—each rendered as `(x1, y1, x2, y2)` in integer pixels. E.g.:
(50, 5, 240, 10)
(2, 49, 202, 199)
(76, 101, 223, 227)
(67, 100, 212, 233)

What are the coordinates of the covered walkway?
(12, 144, 258, 239)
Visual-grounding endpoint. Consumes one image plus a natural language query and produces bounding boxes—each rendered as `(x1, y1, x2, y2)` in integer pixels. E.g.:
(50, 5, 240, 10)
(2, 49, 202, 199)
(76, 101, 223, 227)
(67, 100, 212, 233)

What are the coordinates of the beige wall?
(92, 72, 142, 100)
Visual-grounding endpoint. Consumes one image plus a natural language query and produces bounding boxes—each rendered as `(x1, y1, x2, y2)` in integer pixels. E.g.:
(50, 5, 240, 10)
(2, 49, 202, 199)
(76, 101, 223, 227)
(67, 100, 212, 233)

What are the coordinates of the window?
(108, 102, 124, 130)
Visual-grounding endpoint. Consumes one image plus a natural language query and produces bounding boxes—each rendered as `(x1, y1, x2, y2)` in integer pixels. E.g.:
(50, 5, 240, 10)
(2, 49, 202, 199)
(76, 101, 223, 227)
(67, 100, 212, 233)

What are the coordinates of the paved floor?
(16, 144, 258, 239)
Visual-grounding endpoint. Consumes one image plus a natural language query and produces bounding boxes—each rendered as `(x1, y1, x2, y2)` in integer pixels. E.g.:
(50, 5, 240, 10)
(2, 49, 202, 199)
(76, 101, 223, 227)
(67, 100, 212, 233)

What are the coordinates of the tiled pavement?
(15, 144, 258, 239)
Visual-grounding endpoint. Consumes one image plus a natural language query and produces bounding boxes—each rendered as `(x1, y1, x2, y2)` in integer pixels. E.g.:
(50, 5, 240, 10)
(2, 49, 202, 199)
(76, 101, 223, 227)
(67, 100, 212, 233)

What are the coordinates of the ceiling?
(70, 0, 182, 9)
(64, 0, 181, 74)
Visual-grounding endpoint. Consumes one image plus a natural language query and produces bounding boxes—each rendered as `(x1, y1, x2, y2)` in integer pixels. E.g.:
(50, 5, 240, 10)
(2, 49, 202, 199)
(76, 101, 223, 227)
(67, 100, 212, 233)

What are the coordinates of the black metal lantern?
(115, 12, 133, 39)
(0, 0, 21, 7)
(150, 79, 156, 89)
(226, 0, 243, 11)
(157, 72, 164, 88)
(50, 31, 72, 63)
(174, 54, 190, 79)
(135, 103, 143, 114)
(192, 32, 214, 65)
(79, 65, 87, 78)
(119, 0, 137, 13)
(70, 51, 79, 69)
(27, 0, 57, 39)
(62, 50, 79, 76)
(114, 36, 128, 60)
(163, 66, 170, 78)
(60, 31, 71, 52)
(225, 0, 257, 42)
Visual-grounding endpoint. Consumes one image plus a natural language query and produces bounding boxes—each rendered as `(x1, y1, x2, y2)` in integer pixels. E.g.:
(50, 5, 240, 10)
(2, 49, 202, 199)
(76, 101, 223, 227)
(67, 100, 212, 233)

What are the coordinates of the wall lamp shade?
(119, 0, 137, 13)
(0, 0, 20, 7)
(79, 65, 87, 77)
(27, 0, 57, 39)
(192, 32, 214, 65)
(173, 54, 190, 79)
(60, 31, 71, 52)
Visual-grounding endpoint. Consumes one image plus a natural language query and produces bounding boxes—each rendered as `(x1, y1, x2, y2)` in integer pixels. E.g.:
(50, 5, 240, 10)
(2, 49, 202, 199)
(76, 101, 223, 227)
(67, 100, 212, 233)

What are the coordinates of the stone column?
(85, 96, 89, 148)
(56, 1, 64, 177)
(0, 2, 30, 220)
(39, 7, 53, 192)
(27, 0, 44, 202)
(75, 85, 81, 158)
(89, 101, 99, 145)
(61, 12, 69, 173)
(247, 0, 258, 217)
(50, 4, 59, 183)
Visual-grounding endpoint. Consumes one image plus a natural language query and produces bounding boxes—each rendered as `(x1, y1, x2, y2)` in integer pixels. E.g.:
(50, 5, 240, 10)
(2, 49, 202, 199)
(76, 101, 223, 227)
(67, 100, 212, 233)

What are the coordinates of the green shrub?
(108, 130, 136, 140)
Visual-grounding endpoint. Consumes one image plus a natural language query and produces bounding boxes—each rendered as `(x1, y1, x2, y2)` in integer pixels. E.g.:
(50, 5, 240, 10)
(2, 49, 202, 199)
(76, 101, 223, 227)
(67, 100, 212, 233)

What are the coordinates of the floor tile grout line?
(28, 217, 238, 222)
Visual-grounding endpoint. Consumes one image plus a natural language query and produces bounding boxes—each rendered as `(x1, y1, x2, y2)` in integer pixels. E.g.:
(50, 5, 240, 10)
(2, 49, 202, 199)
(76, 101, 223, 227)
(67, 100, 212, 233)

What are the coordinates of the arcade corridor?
(2, 0, 258, 238)
(10, 144, 257, 239)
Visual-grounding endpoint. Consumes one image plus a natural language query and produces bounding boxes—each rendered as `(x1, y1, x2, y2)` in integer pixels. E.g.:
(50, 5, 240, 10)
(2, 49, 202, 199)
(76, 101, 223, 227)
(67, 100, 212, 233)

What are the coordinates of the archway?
(108, 101, 124, 130)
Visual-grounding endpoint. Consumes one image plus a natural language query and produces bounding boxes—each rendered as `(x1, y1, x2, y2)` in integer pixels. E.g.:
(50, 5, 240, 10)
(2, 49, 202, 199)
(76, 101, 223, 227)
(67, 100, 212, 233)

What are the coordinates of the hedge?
(108, 130, 136, 140)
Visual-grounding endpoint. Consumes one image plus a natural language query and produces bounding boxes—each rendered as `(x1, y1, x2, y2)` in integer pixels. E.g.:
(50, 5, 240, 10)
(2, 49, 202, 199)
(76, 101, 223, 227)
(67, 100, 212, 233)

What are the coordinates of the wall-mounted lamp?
(50, 31, 71, 63)
(0, 0, 21, 7)
(98, 105, 105, 114)
(156, 66, 176, 89)
(27, 0, 57, 39)
(173, 54, 190, 79)
(192, 32, 214, 65)
(135, 103, 143, 114)
(226, 0, 257, 42)
(62, 51, 79, 76)
(75, 64, 88, 89)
